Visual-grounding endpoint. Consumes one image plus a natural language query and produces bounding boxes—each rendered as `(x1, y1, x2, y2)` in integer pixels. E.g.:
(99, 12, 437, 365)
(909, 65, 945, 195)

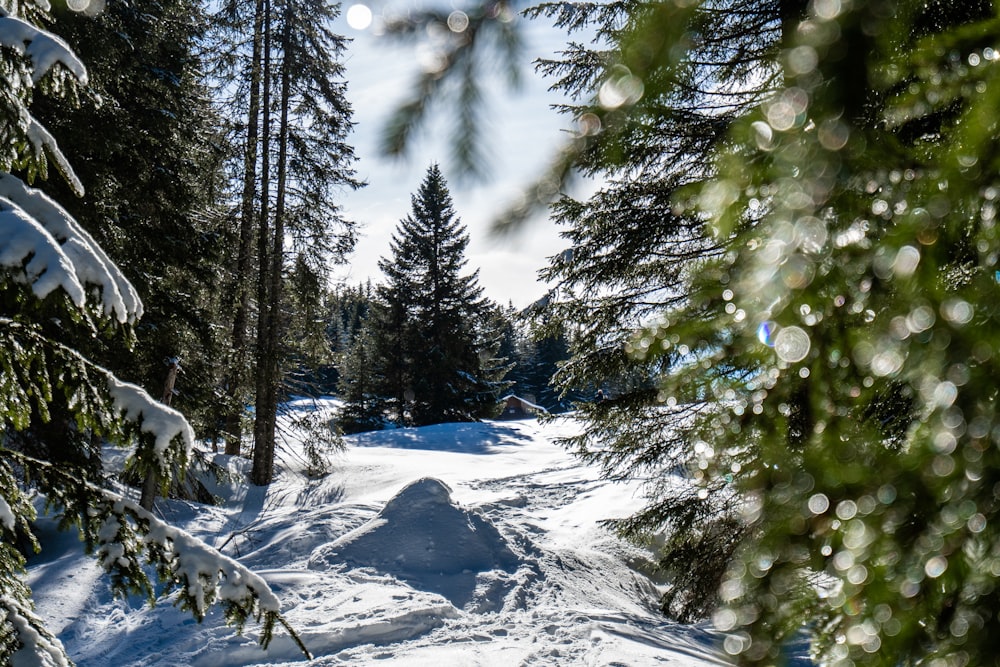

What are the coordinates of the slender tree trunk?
(251, 0, 276, 486)
(223, 0, 265, 456)
(253, 4, 293, 484)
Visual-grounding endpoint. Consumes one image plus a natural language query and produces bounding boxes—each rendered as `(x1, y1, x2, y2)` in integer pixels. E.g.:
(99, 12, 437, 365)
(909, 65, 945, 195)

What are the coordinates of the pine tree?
(523, 326, 574, 412)
(31, 0, 230, 438)
(399, 165, 503, 424)
(522, 0, 797, 621)
(364, 285, 414, 425)
(0, 3, 304, 662)
(541, 0, 1000, 664)
(341, 165, 506, 427)
(250, 0, 360, 485)
(210, 0, 268, 456)
(336, 324, 385, 433)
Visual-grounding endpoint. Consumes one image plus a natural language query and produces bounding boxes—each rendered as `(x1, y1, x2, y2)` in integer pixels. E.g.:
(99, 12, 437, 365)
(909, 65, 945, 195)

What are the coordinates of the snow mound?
(309, 477, 522, 609)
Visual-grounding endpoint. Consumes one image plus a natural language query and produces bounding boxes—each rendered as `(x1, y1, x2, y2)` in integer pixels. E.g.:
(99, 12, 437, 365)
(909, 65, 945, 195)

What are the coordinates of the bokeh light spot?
(447, 10, 469, 32)
(346, 4, 373, 30)
(774, 326, 811, 362)
(924, 555, 948, 579)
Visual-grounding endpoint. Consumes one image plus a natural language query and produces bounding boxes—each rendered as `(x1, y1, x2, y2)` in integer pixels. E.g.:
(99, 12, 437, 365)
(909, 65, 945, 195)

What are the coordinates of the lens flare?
(757, 320, 777, 347)
(346, 4, 373, 30)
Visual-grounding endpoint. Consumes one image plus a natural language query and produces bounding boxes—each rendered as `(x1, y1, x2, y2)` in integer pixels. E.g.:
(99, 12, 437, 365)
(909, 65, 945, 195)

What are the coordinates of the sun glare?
(346, 4, 373, 30)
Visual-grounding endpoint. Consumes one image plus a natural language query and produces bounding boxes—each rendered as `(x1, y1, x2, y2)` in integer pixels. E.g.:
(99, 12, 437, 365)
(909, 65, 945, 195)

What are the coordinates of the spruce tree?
(523, 0, 794, 621)
(209, 0, 267, 455)
(537, 0, 1000, 664)
(0, 3, 303, 662)
(365, 285, 413, 425)
(343, 165, 505, 427)
(336, 324, 385, 433)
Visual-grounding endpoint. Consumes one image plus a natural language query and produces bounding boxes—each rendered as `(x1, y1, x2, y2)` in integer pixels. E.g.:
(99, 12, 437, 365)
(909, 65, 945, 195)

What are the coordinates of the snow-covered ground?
(26, 398, 735, 666)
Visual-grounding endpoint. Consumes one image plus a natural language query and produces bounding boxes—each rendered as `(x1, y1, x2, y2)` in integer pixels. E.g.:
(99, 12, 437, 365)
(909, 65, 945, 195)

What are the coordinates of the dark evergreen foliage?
(530, 0, 1000, 664)
(499, 304, 577, 412)
(32, 0, 230, 434)
(524, 0, 783, 621)
(338, 165, 507, 430)
(0, 3, 305, 661)
(336, 324, 385, 434)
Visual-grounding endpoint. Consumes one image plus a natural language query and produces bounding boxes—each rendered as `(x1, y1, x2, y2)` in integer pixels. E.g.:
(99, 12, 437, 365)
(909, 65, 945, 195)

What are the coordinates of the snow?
(106, 374, 194, 464)
(0, 494, 14, 531)
(0, 199, 86, 306)
(26, 399, 739, 666)
(0, 174, 142, 321)
(4, 595, 71, 667)
(0, 8, 138, 324)
(0, 10, 88, 84)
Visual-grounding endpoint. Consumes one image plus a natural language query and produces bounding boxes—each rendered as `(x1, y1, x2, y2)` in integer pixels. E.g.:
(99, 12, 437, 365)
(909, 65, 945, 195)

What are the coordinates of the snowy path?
(27, 403, 733, 666)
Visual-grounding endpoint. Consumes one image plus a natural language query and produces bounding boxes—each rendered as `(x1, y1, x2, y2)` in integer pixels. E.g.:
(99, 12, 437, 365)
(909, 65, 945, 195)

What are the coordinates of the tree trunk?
(251, 0, 275, 486)
(222, 0, 266, 456)
(252, 1, 292, 486)
(140, 357, 181, 511)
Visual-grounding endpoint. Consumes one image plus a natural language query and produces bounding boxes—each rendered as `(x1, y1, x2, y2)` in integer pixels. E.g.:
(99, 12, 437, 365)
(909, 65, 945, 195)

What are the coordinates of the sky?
(330, 4, 586, 309)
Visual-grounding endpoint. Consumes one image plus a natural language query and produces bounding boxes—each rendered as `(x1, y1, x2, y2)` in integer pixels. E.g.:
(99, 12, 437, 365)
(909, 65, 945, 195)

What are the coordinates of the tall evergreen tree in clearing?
(367, 164, 504, 426)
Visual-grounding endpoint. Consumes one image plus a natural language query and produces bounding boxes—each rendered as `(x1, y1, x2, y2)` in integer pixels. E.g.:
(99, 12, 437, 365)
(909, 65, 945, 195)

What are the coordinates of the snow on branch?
(0, 10, 87, 85)
(0, 494, 14, 532)
(24, 117, 85, 198)
(0, 196, 87, 307)
(0, 8, 87, 197)
(4, 448, 308, 658)
(2, 595, 71, 667)
(123, 498, 282, 615)
(91, 489, 292, 651)
(0, 174, 143, 322)
(106, 375, 194, 466)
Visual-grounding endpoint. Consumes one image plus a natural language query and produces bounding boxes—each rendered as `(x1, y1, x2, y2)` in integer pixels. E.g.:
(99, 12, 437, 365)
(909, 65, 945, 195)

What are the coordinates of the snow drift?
(309, 477, 520, 609)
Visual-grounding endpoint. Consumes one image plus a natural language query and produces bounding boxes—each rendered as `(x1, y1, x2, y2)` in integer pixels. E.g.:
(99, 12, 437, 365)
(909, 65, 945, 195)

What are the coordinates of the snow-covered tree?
(30, 0, 230, 438)
(0, 3, 303, 663)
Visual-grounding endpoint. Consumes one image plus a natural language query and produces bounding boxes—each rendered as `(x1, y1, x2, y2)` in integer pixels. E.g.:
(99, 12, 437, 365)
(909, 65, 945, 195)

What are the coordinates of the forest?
(5, 0, 1000, 665)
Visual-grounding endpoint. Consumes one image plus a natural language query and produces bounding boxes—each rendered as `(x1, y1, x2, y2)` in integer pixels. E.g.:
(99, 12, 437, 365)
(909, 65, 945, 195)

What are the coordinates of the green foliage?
(378, 0, 523, 179)
(501, 304, 578, 412)
(338, 165, 509, 429)
(527, 0, 777, 622)
(557, 0, 1000, 664)
(31, 0, 231, 433)
(337, 324, 386, 434)
(0, 2, 303, 662)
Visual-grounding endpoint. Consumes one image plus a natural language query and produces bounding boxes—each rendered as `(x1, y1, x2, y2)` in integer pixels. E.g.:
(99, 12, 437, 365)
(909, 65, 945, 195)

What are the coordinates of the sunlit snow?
(26, 399, 750, 666)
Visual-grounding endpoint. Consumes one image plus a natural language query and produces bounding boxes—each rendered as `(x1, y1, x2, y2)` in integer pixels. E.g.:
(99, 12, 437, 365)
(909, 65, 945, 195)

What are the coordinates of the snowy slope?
(26, 399, 735, 666)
